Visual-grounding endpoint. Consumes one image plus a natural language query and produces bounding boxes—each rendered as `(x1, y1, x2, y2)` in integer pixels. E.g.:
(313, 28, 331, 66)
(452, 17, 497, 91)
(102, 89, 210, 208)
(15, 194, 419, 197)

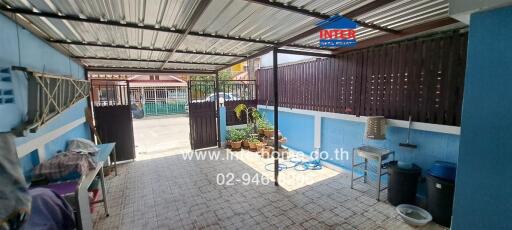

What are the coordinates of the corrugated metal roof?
(0, 0, 453, 73)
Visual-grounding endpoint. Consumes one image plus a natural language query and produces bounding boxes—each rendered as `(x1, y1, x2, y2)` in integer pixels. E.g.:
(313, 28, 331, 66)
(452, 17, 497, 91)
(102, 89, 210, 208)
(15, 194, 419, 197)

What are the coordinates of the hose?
(264, 157, 322, 172)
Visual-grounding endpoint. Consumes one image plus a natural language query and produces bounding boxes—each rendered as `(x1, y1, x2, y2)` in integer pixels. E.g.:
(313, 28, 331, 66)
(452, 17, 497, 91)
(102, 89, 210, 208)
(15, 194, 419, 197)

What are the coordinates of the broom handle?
(406, 115, 412, 143)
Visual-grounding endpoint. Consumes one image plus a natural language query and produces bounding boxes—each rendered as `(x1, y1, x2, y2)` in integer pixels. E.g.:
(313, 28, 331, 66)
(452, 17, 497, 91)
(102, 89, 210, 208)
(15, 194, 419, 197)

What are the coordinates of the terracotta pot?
(264, 129, 274, 138)
(249, 142, 258, 151)
(258, 128, 265, 135)
(256, 142, 266, 152)
(225, 140, 232, 149)
(261, 146, 273, 158)
(279, 138, 287, 144)
(231, 141, 242, 150)
(242, 140, 250, 149)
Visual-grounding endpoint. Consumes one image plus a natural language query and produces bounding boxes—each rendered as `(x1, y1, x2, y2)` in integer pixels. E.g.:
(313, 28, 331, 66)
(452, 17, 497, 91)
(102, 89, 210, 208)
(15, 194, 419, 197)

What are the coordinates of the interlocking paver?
(93, 148, 445, 230)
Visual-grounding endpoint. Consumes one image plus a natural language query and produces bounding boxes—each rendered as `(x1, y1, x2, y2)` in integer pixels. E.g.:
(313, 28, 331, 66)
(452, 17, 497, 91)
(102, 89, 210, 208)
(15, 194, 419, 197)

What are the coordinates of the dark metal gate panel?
(189, 102, 217, 150)
(91, 80, 136, 161)
(188, 80, 217, 150)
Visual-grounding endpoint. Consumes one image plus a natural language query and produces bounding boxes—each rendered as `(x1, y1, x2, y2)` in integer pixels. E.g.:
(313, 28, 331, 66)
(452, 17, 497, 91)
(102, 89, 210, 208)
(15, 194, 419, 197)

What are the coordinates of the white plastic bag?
(67, 138, 99, 155)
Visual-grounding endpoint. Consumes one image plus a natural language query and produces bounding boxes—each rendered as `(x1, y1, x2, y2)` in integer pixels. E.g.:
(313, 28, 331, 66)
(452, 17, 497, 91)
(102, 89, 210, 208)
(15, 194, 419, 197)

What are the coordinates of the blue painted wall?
(452, 6, 512, 230)
(259, 109, 315, 153)
(260, 108, 459, 196)
(0, 14, 89, 178)
(219, 106, 227, 145)
(321, 118, 459, 174)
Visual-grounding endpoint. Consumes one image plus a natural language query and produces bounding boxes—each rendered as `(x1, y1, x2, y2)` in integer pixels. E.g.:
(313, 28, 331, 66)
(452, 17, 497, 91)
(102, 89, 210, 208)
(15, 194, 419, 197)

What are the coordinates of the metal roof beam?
(51, 40, 246, 58)
(244, 0, 399, 34)
(334, 18, 461, 54)
(0, 5, 330, 51)
(86, 67, 215, 74)
(161, 0, 212, 69)
(276, 49, 334, 58)
(217, 0, 400, 71)
(74, 56, 228, 66)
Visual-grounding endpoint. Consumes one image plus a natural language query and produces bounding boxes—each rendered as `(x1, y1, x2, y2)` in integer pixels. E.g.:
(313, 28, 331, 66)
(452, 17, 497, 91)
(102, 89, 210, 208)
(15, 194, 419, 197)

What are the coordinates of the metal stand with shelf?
(351, 145, 395, 201)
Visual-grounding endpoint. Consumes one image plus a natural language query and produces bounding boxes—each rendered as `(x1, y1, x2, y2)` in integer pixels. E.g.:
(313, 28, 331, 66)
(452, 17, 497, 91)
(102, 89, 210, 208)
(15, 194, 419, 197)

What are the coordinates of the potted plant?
(241, 127, 253, 149)
(235, 103, 263, 133)
(264, 124, 274, 138)
(256, 141, 266, 152)
(225, 130, 232, 149)
(257, 119, 268, 135)
(248, 136, 260, 152)
(230, 129, 244, 151)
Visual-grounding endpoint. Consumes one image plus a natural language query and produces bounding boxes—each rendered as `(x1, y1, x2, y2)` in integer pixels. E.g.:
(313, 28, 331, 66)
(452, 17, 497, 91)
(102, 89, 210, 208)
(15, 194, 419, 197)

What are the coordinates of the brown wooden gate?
(188, 80, 218, 150)
(91, 80, 136, 161)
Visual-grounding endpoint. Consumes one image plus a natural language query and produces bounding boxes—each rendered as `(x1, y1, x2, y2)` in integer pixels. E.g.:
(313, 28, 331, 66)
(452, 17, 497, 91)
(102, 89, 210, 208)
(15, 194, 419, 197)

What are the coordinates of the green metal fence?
(144, 101, 187, 116)
(131, 86, 188, 117)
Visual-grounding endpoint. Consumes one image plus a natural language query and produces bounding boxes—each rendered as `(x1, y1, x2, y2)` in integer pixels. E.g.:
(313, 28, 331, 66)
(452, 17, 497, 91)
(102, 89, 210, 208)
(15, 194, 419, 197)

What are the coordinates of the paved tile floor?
(133, 115, 191, 155)
(93, 147, 446, 230)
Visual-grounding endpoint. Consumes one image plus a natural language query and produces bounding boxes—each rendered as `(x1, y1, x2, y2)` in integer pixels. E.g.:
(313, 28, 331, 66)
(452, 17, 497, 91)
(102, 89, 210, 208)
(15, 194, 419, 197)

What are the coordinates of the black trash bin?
(387, 161, 422, 206)
(426, 161, 456, 227)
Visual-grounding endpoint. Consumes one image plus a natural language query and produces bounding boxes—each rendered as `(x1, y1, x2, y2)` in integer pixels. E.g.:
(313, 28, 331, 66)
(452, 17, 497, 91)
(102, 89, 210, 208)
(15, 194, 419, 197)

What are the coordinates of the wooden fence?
(257, 30, 467, 126)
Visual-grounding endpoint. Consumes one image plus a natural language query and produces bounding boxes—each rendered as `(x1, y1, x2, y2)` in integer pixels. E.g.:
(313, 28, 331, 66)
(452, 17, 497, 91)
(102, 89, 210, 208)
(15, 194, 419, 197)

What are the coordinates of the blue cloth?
(22, 188, 75, 230)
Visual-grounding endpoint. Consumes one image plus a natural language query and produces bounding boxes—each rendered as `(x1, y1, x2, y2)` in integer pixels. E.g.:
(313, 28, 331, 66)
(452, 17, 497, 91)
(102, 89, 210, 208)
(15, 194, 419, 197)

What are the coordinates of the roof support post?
(273, 46, 279, 186)
(215, 71, 221, 148)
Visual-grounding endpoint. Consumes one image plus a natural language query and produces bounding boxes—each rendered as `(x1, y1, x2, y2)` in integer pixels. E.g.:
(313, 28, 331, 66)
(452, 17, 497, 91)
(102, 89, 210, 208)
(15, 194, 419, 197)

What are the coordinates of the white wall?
(259, 51, 319, 67)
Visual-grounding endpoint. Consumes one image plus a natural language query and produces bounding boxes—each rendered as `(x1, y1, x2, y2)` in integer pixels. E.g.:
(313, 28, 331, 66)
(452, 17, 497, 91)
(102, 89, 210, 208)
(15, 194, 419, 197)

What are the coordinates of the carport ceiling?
(0, 0, 451, 74)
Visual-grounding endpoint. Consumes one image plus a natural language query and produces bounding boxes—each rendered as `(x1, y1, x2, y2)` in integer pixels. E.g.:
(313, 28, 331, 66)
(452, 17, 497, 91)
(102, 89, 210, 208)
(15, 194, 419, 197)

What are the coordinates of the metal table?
(351, 145, 395, 201)
(76, 143, 117, 230)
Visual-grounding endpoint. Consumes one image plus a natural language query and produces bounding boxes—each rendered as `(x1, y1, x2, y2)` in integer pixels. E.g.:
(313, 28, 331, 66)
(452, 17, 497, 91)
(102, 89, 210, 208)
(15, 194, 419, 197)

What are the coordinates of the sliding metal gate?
(91, 80, 136, 161)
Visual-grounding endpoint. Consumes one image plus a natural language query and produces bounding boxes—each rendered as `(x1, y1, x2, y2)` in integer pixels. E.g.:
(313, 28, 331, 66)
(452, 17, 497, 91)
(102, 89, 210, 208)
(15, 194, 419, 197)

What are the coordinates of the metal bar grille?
(130, 86, 188, 116)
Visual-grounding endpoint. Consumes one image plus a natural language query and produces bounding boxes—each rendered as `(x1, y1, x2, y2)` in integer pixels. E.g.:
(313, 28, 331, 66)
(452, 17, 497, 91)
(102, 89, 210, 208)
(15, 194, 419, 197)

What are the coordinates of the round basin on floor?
(396, 204, 432, 227)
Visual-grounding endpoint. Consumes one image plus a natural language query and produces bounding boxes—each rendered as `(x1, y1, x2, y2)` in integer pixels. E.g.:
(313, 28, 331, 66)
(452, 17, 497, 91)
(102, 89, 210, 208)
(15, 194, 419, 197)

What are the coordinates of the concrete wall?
(260, 52, 319, 67)
(259, 106, 460, 197)
(452, 6, 512, 230)
(0, 13, 89, 179)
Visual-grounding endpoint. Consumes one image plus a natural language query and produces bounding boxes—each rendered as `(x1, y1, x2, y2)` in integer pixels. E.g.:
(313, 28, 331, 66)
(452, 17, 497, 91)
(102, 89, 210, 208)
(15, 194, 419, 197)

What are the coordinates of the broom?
(399, 115, 417, 148)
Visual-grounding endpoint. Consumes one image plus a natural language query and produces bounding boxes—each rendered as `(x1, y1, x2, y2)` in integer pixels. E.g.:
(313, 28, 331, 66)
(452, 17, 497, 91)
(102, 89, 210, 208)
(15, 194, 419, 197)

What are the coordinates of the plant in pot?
(263, 124, 274, 138)
(256, 141, 266, 153)
(235, 103, 263, 133)
(230, 129, 244, 151)
(241, 127, 253, 149)
(225, 130, 232, 149)
(256, 119, 269, 135)
(248, 136, 260, 152)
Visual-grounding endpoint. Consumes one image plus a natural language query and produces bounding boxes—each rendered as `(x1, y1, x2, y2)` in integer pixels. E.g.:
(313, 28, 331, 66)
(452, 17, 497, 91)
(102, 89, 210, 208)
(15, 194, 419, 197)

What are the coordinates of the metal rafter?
(0, 5, 330, 51)
(74, 56, 228, 66)
(276, 49, 334, 58)
(51, 40, 247, 58)
(217, 0, 401, 71)
(244, 0, 399, 34)
(86, 67, 215, 74)
(161, 0, 212, 69)
(334, 18, 461, 54)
